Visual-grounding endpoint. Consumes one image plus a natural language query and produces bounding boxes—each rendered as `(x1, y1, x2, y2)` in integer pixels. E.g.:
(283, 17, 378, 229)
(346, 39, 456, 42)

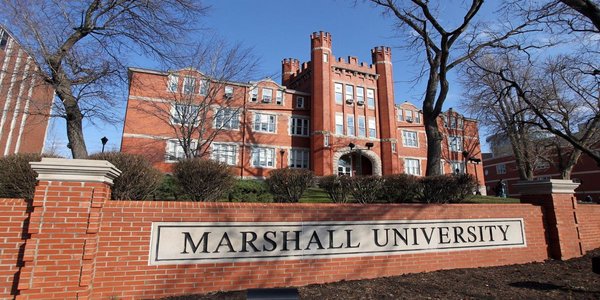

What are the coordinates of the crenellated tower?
(310, 31, 333, 175)
(372, 46, 399, 174)
(281, 58, 300, 86)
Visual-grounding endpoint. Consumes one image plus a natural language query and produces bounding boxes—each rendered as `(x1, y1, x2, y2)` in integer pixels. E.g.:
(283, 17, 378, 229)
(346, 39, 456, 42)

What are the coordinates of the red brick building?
(0, 25, 54, 155)
(483, 142, 600, 201)
(121, 32, 484, 186)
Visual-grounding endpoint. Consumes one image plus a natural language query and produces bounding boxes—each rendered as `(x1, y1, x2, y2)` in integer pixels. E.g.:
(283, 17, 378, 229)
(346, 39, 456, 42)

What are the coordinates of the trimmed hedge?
(89, 152, 162, 200)
(419, 174, 477, 203)
(173, 158, 235, 202)
(318, 175, 350, 203)
(347, 175, 384, 204)
(266, 168, 314, 203)
(0, 153, 45, 199)
(230, 180, 272, 202)
(381, 174, 420, 203)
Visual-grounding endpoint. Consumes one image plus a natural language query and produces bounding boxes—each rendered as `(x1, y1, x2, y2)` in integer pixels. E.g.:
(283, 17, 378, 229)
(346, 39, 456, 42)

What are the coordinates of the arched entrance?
(333, 149, 382, 176)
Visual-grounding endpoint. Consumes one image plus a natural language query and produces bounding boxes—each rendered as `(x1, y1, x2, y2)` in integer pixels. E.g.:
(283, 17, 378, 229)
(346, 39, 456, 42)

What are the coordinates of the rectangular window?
(289, 149, 310, 169)
(415, 112, 421, 123)
(214, 108, 240, 130)
(165, 139, 197, 162)
(397, 109, 403, 121)
(335, 83, 343, 104)
(496, 164, 507, 174)
(171, 104, 199, 125)
(368, 118, 376, 138)
(451, 161, 465, 174)
(335, 114, 344, 135)
(367, 89, 375, 109)
(450, 117, 457, 128)
(449, 136, 463, 152)
(262, 88, 273, 103)
(323, 53, 329, 63)
(224, 86, 234, 98)
(296, 96, 305, 108)
(356, 87, 365, 105)
(183, 77, 196, 94)
(345, 85, 354, 102)
(0, 29, 8, 50)
(392, 142, 397, 153)
(405, 110, 413, 122)
(251, 88, 258, 101)
(347, 115, 355, 136)
(458, 118, 464, 129)
(290, 117, 310, 136)
(324, 134, 330, 147)
(276, 91, 283, 105)
(212, 143, 237, 165)
(402, 130, 418, 147)
(254, 113, 276, 133)
(251, 147, 275, 168)
(167, 74, 178, 92)
(404, 158, 421, 175)
(358, 116, 366, 137)
(199, 79, 209, 95)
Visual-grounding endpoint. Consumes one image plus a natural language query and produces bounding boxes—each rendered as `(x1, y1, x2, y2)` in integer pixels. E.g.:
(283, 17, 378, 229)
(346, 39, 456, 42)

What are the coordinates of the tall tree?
(367, 0, 539, 176)
(131, 38, 258, 160)
(0, 0, 208, 158)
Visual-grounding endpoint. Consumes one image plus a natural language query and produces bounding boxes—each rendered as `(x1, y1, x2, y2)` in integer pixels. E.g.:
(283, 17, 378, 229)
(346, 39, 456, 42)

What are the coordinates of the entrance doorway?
(337, 152, 373, 176)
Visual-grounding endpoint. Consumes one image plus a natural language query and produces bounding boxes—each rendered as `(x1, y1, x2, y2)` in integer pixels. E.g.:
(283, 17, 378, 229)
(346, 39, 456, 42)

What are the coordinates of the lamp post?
(348, 143, 355, 176)
(468, 157, 482, 195)
(101, 136, 108, 153)
(280, 149, 285, 168)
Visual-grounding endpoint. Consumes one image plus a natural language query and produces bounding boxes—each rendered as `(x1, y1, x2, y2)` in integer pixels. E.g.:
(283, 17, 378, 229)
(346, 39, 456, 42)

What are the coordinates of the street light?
(101, 136, 108, 153)
(348, 143, 355, 176)
(280, 149, 285, 168)
(468, 157, 482, 195)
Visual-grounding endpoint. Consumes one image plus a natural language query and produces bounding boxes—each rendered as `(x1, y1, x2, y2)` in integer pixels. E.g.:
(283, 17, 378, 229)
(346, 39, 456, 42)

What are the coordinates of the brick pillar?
(17, 158, 121, 299)
(516, 179, 583, 260)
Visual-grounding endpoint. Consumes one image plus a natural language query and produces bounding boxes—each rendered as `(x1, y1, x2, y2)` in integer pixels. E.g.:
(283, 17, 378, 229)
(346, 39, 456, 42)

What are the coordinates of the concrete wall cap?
(514, 179, 580, 195)
(30, 158, 122, 185)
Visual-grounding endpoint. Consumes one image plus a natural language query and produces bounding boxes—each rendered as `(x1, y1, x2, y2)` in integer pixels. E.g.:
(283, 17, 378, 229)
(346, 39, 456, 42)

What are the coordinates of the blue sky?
(46, 0, 497, 156)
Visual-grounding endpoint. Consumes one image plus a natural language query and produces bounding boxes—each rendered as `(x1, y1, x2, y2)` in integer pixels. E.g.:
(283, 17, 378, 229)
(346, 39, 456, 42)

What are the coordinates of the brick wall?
(577, 204, 600, 252)
(90, 202, 548, 299)
(0, 198, 29, 300)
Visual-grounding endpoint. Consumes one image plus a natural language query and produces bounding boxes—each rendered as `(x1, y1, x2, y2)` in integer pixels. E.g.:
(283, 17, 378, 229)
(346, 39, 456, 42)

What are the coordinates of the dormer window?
(224, 86, 234, 99)
(262, 88, 273, 103)
(251, 88, 258, 101)
(276, 90, 283, 105)
(183, 76, 196, 95)
(167, 74, 179, 92)
(199, 79, 209, 95)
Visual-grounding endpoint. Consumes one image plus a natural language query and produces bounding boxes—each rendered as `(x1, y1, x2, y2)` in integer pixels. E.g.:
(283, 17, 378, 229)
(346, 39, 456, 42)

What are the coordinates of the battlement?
(333, 55, 376, 75)
(311, 31, 332, 49)
(371, 46, 392, 63)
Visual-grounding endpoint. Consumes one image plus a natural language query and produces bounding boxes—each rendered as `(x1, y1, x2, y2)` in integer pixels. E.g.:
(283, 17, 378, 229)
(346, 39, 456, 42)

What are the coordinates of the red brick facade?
(121, 32, 484, 185)
(1, 158, 598, 299)
(0, 26, 53, 155)
(483, 150, 600, 201)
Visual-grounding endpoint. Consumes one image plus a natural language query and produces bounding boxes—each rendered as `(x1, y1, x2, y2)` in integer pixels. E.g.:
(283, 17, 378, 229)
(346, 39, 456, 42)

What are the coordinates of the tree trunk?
(55, 85, 88, 159)
(425, 117, 443, 176)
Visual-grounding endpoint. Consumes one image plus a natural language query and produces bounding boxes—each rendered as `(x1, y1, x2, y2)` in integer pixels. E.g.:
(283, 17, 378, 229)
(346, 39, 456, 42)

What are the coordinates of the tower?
(310, 31, 333, 175)
(372, 46, 399, 174)
(281, 58, 300, 86)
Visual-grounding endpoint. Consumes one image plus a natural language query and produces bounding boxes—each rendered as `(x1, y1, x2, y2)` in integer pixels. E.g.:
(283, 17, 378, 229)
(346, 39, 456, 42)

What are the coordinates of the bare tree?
(0, 0, 208, 158)
(367, 0, 540, 176)
(131, 38, 258, 161)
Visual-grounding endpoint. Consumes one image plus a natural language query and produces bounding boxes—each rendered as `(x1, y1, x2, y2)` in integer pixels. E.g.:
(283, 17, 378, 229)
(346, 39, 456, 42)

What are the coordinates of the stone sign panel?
(148, 219, 526, 265)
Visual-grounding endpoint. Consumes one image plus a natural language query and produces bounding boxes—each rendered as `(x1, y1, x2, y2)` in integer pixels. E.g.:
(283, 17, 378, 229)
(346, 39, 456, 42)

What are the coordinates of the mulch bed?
(163, 248, 600, 299)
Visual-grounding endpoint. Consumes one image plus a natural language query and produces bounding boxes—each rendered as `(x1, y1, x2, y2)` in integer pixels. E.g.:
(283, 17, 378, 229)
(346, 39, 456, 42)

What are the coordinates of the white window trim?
(165, 139, 198, 163)
(253, 112, 278, 134)
(213, 107, 241, 131)
(250, 147, 276, 169)
(167, 74, 179, 92)
(296, 96, 305, 108)
(289, 115, 310, 137)
(367, 88, 376, 109)
(347, 114, 355, 136)
(289, 148, 310, 169)
(335, 113, 344, 135)
(211, 142, 238, 166)
(404, 158, 421, 176)
(402, 130, 419, 148)
(170, 103, 200, 126)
